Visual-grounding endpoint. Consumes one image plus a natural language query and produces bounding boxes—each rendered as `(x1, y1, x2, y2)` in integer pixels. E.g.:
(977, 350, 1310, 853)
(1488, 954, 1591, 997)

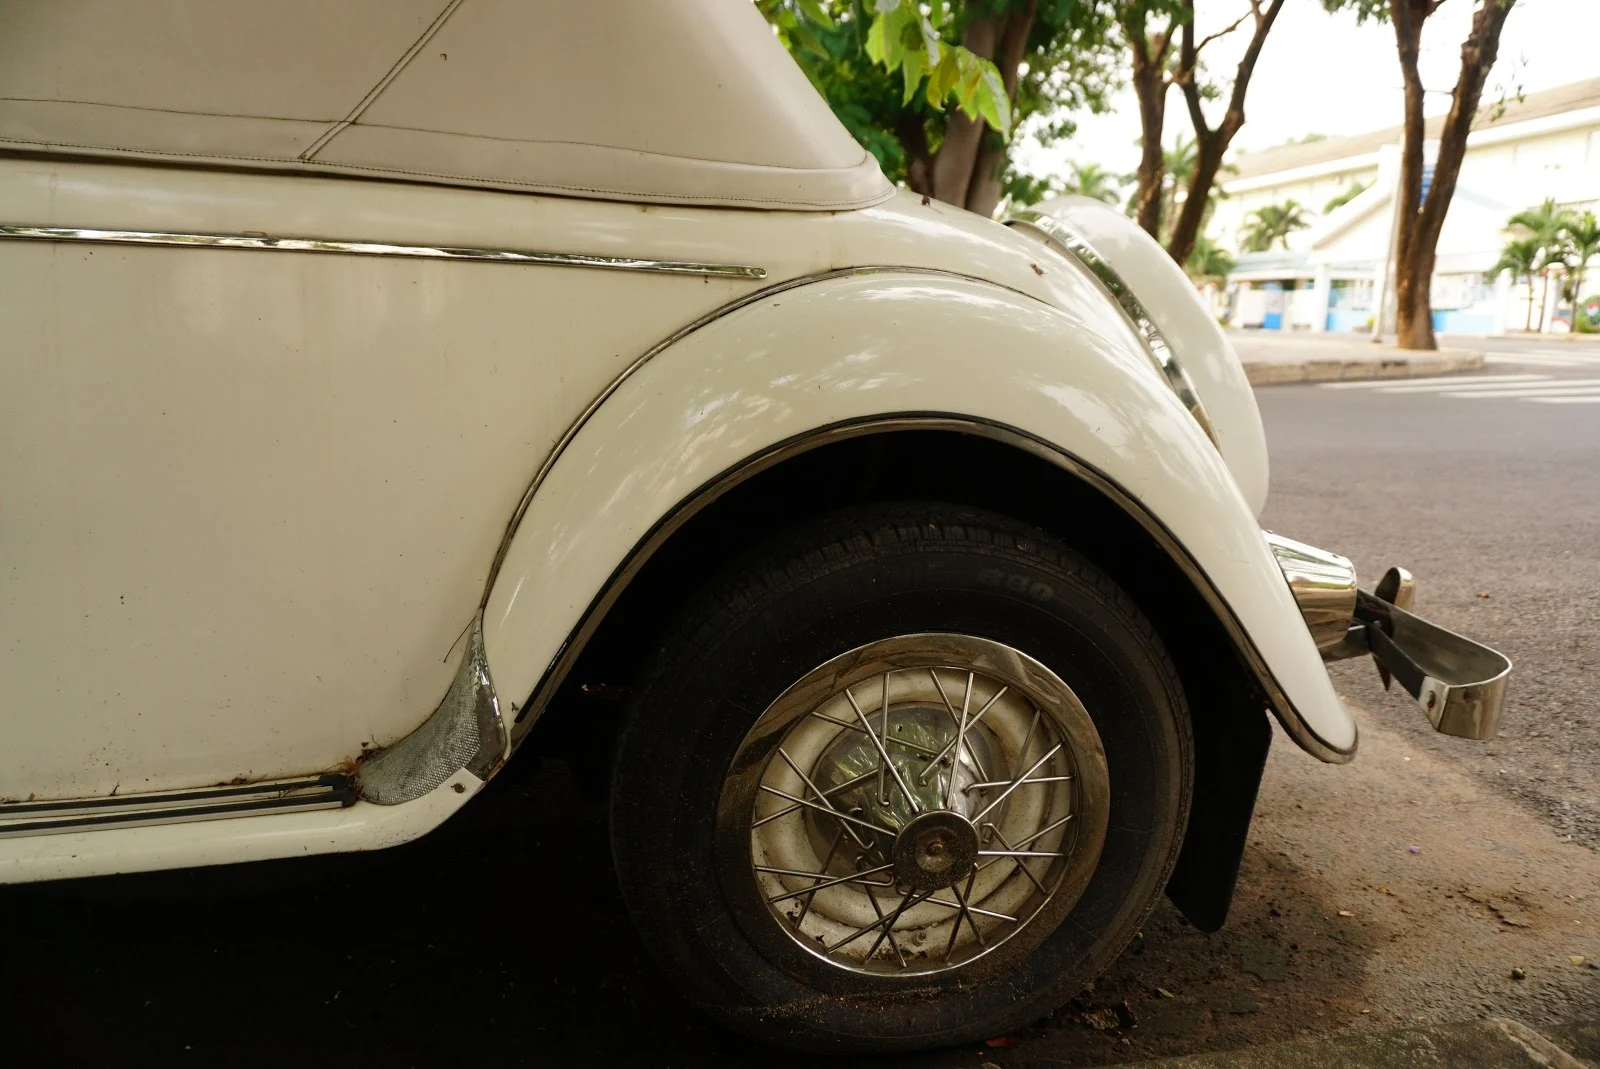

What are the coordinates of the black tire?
(610, 503, 1192, 1053)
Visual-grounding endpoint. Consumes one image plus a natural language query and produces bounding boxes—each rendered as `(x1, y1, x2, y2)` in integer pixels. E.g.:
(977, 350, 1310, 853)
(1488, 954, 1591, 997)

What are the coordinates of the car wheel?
(610, 502, 1192, 1052)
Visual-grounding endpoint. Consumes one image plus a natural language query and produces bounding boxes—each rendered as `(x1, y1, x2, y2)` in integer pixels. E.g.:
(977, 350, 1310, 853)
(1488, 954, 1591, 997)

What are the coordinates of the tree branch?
(1193, 9, 1251, 57)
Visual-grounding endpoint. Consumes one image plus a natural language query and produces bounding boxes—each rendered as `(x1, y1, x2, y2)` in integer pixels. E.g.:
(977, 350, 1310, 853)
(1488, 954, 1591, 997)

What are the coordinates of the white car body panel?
(0, 154, 1353, 880)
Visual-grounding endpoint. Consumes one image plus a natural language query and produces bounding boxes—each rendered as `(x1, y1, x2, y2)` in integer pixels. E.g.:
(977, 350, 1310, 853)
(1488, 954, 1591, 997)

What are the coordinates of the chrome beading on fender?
(0, 224, 768, 279)
(355, 614, 508, 804)
(1005, 210, 1218, 447)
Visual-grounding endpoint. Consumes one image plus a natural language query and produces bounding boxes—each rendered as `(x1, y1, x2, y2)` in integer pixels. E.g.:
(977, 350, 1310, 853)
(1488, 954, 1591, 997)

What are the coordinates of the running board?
(0, 774, 356, 838)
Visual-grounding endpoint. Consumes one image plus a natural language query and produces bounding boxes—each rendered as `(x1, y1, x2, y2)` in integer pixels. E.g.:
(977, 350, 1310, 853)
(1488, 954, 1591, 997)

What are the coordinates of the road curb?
(1116, 1017, 1597, 1068)
(1244, 348, 1485, 386)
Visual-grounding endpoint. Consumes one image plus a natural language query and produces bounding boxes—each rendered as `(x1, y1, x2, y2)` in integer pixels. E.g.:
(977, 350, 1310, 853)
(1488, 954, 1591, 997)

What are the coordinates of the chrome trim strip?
(506, 415, 1358, 766)
(355, 613, 507, 805)
(0, 774, 355, 838)
(0, 224, 767, 279)
(1005, 210, 1219, 447)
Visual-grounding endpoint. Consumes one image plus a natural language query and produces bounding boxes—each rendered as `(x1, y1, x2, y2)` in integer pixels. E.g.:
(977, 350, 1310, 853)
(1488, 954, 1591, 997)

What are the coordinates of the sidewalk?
(1229, 330, 1484, 386)
(1124, 1017, 1598, 1068)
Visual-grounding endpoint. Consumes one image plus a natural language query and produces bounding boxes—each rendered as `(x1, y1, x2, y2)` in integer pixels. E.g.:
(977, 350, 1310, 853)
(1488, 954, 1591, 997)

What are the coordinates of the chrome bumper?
(1266, 533, 1512, 741)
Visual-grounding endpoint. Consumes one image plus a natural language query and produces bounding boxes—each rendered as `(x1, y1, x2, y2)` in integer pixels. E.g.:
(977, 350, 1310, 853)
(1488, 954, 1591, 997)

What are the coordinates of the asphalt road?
(2, 341, 1596, 1067)
(1264, 334, 1600, 848)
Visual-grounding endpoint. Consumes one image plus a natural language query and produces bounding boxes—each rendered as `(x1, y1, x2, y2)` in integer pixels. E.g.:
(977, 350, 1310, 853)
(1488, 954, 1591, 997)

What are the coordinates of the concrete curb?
(1118, 1017, 1597, 1069)
(1243, 348, 1485, 386)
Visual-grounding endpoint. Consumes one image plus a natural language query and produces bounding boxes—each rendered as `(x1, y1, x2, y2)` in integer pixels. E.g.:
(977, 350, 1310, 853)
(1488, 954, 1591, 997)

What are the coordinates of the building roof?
(1227, 77, 1600, 183)
(0, 0, 892, 211)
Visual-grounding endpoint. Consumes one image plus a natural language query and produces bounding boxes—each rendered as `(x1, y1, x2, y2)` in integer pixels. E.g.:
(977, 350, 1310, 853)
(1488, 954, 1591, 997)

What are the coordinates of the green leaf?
(901, 48, 925, 104)
(864, 12, 885, 62)
(793, 21, 831, 60)
(796, 0, 834, 28)
(899, 18, 923, 52)
(925, 47, 959, 109)
(879, 6, 911, 68)
(974, 59, 1011, 139)
(953, 52, 984, 112)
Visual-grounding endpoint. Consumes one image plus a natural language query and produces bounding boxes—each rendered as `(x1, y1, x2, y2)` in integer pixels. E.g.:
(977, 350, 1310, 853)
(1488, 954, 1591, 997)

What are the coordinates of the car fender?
(481, 270, 1358, 761)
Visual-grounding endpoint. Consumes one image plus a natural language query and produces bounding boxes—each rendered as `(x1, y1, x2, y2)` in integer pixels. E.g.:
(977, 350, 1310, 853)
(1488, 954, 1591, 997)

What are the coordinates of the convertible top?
(0, 0, 892, 211)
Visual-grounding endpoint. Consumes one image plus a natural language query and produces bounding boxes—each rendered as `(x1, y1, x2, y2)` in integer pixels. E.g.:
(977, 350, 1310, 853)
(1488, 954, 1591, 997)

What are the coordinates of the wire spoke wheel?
(716, 633, 1110, 979)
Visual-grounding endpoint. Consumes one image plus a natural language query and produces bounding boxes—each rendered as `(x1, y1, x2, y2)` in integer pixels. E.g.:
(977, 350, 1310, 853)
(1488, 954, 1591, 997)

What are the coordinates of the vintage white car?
(0, 0, 1510, 1053)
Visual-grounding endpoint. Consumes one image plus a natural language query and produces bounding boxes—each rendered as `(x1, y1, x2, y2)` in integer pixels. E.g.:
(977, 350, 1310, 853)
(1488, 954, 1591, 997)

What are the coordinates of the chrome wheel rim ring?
(715, 633, 1110, 980)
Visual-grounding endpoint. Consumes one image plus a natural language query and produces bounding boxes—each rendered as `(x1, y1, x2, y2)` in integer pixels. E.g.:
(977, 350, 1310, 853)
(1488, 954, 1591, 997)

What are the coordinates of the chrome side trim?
(355, 613, 508, 805)
(506, 415, 1358, 765)
(0, 224, 767, 279)
(1005, 210, 1219, 447)
(0, 774, 355, 838)
(1264, 532, 1359, 652)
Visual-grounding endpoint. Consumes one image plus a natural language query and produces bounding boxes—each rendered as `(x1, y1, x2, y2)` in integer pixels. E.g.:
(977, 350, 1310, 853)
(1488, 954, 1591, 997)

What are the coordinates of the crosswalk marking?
(1317, 371, 1600, 406)
(1378, 376, 1563, 393)
(1439, 385, 1600, 399)
(1486, 350, 1600, 368)
(1320, 373, 1544, 389)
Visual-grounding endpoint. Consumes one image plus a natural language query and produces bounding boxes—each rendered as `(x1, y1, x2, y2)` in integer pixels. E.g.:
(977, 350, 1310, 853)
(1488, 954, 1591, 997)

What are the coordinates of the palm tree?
(1186, 234, 1235, 287)
(1489, 237, 1543, 332)
(1561, 211, 1600, 322)
(1062, 161, 1123, 205)
(1239, 200, 1312, 253)
(1508, 197, 1575, 331)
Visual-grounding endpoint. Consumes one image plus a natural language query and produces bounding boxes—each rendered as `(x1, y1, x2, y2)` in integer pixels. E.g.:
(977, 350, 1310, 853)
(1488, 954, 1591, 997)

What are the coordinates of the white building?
(1208, 78, 1600, 334)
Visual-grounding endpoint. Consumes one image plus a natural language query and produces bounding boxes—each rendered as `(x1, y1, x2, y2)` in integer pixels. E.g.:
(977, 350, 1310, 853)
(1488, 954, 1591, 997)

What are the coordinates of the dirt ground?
(2, 679, 1596, 1067)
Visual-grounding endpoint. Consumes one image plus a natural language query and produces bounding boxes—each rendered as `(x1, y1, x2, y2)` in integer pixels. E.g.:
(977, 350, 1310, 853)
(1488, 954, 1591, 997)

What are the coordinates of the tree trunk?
(928, 16, 998, 208)
(961, 1, 1035, 219)
(1524, 276, 1535, 331)
(1536, 268, 1551, 332)
(1391, 0, 1516, 350)
(1129, 58, 1168, 238)
(1121, 9, 1172, 240)
(1166, 0, 1286, 268)
(1169, 129, 1222, 267)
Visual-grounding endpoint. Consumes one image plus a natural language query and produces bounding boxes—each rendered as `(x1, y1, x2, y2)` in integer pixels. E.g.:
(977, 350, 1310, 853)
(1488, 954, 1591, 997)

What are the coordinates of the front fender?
(481, 271, 1357, 761)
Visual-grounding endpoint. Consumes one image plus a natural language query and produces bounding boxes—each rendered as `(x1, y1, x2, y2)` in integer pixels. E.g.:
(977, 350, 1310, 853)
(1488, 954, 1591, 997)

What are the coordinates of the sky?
(1014, 0, 1600, 182)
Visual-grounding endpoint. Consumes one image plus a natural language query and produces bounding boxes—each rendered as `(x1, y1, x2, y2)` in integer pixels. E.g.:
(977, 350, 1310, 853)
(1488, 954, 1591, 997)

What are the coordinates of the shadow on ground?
(0, 755, 1380, 1068)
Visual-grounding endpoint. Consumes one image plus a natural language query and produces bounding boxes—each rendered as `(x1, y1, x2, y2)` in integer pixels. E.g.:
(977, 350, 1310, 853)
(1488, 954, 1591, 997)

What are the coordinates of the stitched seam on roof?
(299, 0, 466, 161)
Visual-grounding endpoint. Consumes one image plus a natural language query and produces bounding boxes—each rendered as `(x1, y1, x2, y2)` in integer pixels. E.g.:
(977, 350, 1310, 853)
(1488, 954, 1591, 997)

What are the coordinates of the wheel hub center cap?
(892, 810, 979, 891)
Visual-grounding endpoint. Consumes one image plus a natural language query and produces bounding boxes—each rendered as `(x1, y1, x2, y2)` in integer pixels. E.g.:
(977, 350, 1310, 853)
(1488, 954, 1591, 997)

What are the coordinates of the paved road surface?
(2, 344, 1595, 1067)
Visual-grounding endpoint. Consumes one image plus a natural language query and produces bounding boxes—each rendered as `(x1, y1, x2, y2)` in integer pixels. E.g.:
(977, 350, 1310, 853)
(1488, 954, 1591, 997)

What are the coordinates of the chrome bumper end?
(1266, 533, 1512, 741)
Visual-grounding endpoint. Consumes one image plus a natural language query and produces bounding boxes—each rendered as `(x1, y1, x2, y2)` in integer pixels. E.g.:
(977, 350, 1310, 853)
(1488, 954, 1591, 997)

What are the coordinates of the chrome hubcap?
(721, 633, 1111, 978)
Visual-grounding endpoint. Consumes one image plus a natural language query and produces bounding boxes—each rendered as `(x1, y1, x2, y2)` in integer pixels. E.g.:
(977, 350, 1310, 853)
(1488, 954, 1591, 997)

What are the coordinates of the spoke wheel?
(718, 634, 1109, 979)
(609, 503, 1191, 1052)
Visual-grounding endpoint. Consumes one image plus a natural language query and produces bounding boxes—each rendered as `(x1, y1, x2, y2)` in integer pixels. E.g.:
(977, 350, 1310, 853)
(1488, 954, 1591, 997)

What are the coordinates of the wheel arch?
(522, 423, 1272, 931)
